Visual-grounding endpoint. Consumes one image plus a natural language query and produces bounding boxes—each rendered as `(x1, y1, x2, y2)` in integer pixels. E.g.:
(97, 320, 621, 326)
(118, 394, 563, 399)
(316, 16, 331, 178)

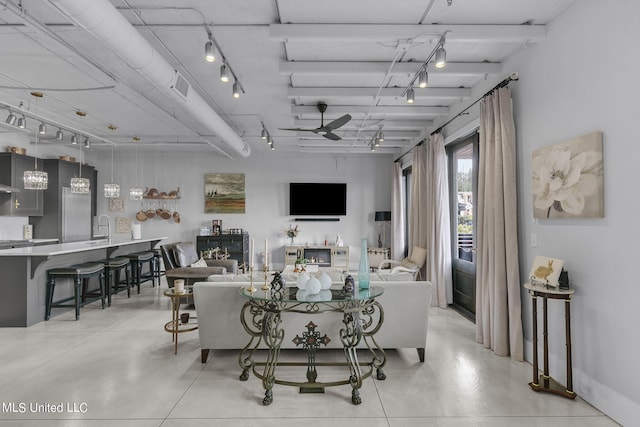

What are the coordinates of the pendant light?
(70, 147, 90, 194)
(23, 93, 48, 190)
(129, 142, 143, 200)
(104, 145, 120, 198)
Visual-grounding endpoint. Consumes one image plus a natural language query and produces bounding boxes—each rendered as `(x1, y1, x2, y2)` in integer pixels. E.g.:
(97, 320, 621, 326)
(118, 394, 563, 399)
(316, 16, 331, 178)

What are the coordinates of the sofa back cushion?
(174, 242, 199, 267)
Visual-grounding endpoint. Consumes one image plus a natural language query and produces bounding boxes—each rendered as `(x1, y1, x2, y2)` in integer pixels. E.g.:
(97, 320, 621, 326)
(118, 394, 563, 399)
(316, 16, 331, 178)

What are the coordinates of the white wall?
(90, 149, 392, 270)
(442, 1, 639, 424)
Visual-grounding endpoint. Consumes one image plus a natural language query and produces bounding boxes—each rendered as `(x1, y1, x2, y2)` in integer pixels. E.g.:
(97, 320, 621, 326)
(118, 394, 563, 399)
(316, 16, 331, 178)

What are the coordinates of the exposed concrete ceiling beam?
(279, 61, 501, 76)
(287, 86, 470, 100)
(270, 24, 545, 43)
(291, 105, 448, 117)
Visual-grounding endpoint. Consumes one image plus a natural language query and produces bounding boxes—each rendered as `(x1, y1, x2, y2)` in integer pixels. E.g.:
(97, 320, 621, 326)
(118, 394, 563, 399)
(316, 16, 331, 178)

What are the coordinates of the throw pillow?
(191, 257, 208, 268)
(174, 242, 199, 267)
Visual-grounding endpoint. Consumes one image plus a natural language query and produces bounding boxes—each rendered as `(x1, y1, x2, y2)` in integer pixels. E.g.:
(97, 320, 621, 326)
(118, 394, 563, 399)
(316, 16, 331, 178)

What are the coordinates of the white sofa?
(193, 276, 433, 364)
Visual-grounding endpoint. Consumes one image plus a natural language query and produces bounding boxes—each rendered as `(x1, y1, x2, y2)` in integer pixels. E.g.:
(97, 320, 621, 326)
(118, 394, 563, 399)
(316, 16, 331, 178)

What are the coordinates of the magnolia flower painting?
(532, 131, 604, 218)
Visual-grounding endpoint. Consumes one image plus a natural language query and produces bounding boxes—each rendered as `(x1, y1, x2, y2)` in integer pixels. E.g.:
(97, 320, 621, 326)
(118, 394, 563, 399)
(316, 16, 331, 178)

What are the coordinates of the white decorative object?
(174, 279, 185, 293)
(335, 233, 344, 247)
(528, 255, 565, 287)
(296, 272, 310, 289)
(296, 288, 308, 301)
(318, 271, 332, 290)
(305, 277, 321, 295)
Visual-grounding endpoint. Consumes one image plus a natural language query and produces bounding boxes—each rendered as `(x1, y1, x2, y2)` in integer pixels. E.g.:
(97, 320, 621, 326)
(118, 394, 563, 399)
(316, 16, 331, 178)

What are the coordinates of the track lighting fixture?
(5, 111, 16, 125)
(370, 143, 376, 152)
(56, 129, 63, 140)
(38, 122, 46, 134)
(220, 63, 229, 83)
(83, 137, 90, 148)
(204, 24, 245, 97)
(17, 116, 25, 129)
(261, 128, 267, 139)
(71, 134, 78, 144)
(418, 69, 428, 88)
(204, 40, 216, 62)
(377, 130, 384, 143)
(406, 87, 415, 104)
(402, 33, 448, 103)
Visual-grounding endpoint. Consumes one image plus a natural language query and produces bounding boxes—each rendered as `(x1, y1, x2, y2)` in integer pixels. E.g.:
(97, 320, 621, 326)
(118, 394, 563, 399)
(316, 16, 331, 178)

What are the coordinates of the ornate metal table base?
(238, 287, 386, 406)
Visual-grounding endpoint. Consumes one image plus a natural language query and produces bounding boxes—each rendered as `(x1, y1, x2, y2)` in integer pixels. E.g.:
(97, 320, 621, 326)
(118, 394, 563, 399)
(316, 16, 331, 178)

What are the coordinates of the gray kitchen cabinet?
(0, 152, 44, 216)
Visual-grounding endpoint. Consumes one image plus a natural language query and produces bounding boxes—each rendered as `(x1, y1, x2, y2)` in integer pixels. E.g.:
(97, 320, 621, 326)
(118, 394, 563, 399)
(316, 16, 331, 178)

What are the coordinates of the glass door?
(447, 133, 478, 321)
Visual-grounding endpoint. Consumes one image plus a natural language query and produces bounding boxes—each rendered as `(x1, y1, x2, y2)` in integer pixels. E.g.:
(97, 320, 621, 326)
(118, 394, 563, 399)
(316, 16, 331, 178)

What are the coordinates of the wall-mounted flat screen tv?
(289, 183, 347, 216)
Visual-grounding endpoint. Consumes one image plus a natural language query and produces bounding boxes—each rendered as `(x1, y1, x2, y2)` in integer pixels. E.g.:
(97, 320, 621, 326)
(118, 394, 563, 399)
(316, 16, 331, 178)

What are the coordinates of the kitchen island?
(0, 236, 166, 327)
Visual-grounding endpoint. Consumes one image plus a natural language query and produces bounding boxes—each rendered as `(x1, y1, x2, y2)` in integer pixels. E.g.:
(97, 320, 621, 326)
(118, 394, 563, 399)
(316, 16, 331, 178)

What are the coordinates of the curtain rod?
(393, 72, 519, 163)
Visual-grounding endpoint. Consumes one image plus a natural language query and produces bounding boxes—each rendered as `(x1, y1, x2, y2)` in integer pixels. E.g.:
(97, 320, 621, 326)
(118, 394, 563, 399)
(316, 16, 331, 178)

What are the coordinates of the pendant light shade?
(104, 145, 119, 198)
(129, 143, 143, 200)
(23, 170, 48, 190)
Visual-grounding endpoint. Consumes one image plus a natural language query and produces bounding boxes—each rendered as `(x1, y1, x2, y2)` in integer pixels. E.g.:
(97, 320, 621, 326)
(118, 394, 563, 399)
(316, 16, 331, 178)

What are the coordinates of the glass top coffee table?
(238, 286, 385, 405)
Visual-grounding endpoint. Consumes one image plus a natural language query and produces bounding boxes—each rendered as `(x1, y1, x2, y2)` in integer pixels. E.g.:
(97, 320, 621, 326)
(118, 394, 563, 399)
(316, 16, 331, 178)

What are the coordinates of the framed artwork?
(529, 255, 565, 287)
(204, 173, 246, 214)
(108, 197, 125, 212)
(532, 131, 604, 218)
(115, 217, 131, 234)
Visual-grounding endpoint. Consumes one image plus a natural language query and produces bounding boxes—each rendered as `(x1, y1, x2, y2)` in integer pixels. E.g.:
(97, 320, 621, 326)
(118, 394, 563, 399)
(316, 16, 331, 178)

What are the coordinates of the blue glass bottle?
(358, 238, 370, 289)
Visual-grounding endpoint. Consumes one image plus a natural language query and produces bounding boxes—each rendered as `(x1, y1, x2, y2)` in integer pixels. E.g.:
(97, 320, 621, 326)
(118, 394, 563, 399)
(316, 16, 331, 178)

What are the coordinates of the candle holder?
(246, 266, 256, 293)
(261, 265, 270, 291)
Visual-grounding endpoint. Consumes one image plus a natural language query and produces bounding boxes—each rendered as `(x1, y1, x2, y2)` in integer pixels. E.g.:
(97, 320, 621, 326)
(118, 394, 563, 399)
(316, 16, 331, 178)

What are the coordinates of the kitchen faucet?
(97, 214, 111, 242)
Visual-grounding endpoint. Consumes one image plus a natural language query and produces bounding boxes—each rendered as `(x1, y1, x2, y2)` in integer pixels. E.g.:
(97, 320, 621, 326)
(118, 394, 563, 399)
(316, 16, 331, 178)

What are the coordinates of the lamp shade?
(375, 211, 391, 221)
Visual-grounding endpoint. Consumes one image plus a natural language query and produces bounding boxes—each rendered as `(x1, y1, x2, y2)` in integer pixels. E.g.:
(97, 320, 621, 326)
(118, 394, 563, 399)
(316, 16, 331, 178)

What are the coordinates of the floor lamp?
(374, 211, 391, 248)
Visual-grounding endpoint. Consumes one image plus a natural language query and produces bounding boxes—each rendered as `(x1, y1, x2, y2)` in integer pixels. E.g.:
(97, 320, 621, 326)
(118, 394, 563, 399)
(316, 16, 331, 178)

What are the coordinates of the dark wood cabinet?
(0, 152, 44, 216)
(197, 234, 249, 271)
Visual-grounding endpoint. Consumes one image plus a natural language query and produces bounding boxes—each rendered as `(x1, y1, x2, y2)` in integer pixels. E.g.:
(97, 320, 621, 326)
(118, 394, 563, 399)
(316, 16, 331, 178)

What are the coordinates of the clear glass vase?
(358, 238, 370, 289)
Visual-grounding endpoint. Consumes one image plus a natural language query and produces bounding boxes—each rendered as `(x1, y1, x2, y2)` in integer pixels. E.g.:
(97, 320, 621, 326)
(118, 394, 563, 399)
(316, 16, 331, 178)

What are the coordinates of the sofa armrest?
(205, 259, 238, 274)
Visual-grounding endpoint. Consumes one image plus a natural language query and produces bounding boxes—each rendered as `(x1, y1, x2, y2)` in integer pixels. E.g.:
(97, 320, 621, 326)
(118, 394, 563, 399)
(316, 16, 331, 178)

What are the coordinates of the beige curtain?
(424, 133, 452, 307)
(476, 86, 523, 360)
(409, 144, 428, 265)
(390, 162, 405, 261)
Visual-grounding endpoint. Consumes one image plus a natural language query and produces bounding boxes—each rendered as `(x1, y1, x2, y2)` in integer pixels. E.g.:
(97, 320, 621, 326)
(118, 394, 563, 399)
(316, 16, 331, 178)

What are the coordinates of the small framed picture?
(529, 255, 565, 287)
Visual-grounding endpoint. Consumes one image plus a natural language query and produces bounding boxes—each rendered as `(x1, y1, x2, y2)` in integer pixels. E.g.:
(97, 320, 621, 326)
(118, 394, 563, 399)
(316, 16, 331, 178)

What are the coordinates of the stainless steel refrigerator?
(61, 186, 92, 242)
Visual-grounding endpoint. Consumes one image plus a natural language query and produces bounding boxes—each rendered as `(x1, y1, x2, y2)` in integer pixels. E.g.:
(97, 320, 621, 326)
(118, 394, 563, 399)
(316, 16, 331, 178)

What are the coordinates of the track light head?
(38, 122, 46, 135)
(71, 134, 78, 145)
(232, 81, 241, 99)
(270, 142, 275, 151)
(220, 63, 229, 82)
(84, 137, 90, 148)
(370, 143, 376, 152)
(267, 136, 273, 146)
(261, 128, 267, 139)
(205, 40, 216, 62)
(17, 116, 26, 129)
(406, 87, 415, 104)
(5, 112, 16, 126)
(377, 131, 384, 144)
(418, 69, 428, 88)
(435, 46, 446, 68)
(56, 129, 63, 140)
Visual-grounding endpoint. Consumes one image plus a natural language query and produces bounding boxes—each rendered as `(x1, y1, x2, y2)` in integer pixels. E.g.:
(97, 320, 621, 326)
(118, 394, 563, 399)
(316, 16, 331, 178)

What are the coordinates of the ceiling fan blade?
(323, 114, 351, 132)
(323, 132, 342, 141)
(279, 127, 315, 132)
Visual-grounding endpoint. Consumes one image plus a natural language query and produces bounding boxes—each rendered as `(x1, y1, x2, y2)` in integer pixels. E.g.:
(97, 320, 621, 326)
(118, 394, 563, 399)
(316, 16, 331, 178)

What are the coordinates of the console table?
(524, 282, 576, 399)
(238, 286, 385, 405)
(284, 245, 349, 270)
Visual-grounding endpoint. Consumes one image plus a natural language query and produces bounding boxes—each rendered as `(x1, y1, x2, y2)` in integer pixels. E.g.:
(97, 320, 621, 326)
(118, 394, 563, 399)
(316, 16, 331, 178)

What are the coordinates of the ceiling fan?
(280, 102, 351, 140)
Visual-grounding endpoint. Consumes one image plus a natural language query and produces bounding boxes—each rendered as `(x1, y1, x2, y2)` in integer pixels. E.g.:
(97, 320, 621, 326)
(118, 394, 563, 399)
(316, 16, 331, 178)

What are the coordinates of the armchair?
(378, 246, 427, 280)
(160, 242, 238, 288)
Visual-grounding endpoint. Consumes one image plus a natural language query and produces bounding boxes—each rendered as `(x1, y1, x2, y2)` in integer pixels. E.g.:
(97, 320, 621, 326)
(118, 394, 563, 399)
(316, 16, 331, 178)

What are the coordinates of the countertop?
(0, 236, 166, 257)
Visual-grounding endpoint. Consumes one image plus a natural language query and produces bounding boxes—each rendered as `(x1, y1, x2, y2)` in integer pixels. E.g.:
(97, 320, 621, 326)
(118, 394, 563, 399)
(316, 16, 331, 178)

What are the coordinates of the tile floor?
(0, 280, 619, 426)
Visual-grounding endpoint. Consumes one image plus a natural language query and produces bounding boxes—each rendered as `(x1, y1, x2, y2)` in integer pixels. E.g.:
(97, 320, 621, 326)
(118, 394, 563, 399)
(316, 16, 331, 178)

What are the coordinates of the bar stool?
(124, 251, 155, 293)
(45, 262, 105, 321)
(152, 248, 164, 284)
(100, 257, 132, 306)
